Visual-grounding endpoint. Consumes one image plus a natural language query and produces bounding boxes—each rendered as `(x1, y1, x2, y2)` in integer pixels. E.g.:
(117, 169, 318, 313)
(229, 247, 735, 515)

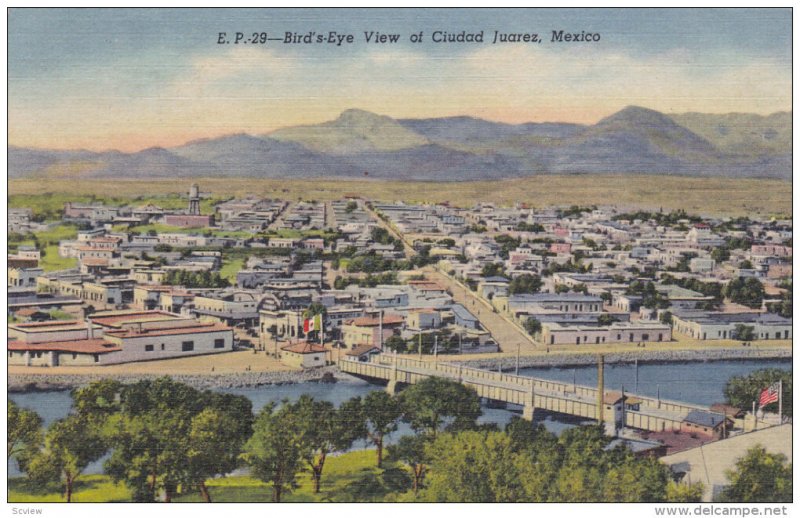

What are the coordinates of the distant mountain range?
(8, 106, 791, 181)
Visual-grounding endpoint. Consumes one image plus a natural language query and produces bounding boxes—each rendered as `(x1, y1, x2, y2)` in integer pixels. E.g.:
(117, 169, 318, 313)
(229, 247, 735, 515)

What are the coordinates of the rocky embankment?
(458, 348, 792, 372)
(8, 366, 339, 393)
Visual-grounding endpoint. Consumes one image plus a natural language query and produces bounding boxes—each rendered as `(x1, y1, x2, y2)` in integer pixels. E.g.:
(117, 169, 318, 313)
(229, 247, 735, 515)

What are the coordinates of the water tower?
(188, 183, 200, 215)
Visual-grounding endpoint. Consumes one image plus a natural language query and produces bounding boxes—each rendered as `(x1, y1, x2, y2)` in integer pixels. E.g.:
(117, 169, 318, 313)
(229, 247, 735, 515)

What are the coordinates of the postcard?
(6, 7, 793, 514)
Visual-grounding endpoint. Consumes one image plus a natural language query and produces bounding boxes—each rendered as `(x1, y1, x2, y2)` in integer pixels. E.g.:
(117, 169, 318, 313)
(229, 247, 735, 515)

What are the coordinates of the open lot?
(10, 175, 791, 217)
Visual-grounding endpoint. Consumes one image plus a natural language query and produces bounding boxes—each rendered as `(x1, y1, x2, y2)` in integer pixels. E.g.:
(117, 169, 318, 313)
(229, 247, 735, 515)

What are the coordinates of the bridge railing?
(362, 354, 707, 417)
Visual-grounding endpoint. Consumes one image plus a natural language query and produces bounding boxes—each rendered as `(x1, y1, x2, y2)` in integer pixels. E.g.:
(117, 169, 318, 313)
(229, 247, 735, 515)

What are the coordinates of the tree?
(481, 262, 505, 278)
(724, 277, 765, 309)
(666, 480, 705, 502)
(183, 392, 253, 502)
(361, 391, 402, 467)
(241, 402, 304, 503)
(508, 274, 543, 295)
(767, 282, 792, 318)
(659, 311, 673, 326)
(422, 430, 529, 502)
(8, 400, 43, 472)
(718, 446, 792, 502)
(399, 377, 482, 437)
(597, 313, 619, 326)
(101, 377, 242, 502)
(724, 369, 792, 418)
(732, 324, 755, 342)
(710, 247, 730, 262)
(384, 334, 407, 354)
(524, 317, 542, 337)
(284, 395, 362, 493)
(389, 435, 429, 495)
(26, 414, 106, 502)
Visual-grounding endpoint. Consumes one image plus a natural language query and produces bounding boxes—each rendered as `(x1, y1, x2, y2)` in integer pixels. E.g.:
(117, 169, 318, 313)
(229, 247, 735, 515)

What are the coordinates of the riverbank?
(8, 366, 339, 393)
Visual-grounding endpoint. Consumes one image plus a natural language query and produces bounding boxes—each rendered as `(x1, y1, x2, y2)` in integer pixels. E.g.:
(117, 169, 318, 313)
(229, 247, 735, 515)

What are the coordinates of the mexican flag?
(303, 314, 322, 334)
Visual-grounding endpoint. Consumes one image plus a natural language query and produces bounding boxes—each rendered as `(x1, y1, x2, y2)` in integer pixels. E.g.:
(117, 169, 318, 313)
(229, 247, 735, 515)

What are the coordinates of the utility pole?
(378, 309, 384, 350)
(418, 332, 422, 360)
(515, 343, 520, 375)
(597, 355, 605, 425)
(620, 384, 625, 436)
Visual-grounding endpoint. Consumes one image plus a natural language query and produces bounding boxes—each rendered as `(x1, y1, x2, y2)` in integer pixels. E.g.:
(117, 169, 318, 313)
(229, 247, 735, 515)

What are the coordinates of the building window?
(182, 341, 194, 352)
(94, 354, 100, 363)
(214, 339, 225, 349)
(72, 353, 77, 360)
(145, 344, 154, 352)
(314, 356, 320, 361)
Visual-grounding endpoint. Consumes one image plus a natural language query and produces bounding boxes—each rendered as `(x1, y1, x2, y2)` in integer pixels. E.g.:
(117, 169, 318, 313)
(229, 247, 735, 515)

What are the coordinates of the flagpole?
(778, 379, 783, 423)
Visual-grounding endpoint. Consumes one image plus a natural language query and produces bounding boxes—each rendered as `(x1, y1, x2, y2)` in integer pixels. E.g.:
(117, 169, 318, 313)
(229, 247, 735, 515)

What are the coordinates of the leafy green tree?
(241, 402, 304, 503)
(659, 311, 673, 326)
(303, 301, 327, 319)
(732, 324, 756, 342)
(399, 377, 482, 437)
(767, 282, 792, 318)
(524, 317, 542, 337)
(710, 247, 730, 262)
(99, 377, 250, 502)
(724, 277, 765, 308)
(361, 391, 402, 467)
(285, 395, 363, 493)
(388, 435, 429, 495)
(602, 456, 671, 502)
(481, 262, 505, 278)
(508, 274, 543, 295)
(184, 392, 253, 502)
(27, 414, 106, 502)
(718, 446, 792, 502)
(422, 430, 527, 502)
(8, 400, 43, 473)
(597, 313, 619, 326)
(666, 480, 705, 502)
(384, 334, 407, 354)
(724, 369, 791, 418)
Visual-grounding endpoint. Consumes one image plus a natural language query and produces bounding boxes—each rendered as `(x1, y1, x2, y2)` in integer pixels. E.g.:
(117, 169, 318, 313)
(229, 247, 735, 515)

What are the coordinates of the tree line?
(8, 375, 790, 503)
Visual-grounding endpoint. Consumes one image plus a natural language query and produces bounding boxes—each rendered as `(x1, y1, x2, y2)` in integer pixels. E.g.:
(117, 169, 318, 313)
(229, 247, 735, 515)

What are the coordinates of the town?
(7, 183, 793, 500)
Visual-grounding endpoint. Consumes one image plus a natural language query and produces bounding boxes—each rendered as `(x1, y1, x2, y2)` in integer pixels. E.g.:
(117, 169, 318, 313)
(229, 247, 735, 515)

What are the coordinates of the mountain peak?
(598, 105, 675, 127)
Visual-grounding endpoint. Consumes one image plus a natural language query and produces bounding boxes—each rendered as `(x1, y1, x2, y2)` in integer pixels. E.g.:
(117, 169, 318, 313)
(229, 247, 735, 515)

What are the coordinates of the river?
(8, 358, 791, 477)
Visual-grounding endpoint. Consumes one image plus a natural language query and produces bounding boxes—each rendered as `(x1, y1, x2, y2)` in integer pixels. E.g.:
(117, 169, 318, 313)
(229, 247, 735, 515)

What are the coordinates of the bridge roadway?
(339, 355, 712, 433)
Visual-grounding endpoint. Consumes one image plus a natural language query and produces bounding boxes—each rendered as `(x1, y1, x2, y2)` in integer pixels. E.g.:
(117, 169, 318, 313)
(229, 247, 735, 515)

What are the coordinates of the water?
(9, 359, 790, 477)
(519, 358, 792, 406)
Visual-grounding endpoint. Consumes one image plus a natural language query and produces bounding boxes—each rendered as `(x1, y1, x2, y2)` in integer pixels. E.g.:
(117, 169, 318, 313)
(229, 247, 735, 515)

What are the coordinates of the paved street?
(425, 267, 539, 355)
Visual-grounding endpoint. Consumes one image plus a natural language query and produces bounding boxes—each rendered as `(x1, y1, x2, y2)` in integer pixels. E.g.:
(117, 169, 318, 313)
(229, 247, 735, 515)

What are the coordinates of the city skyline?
(8, 8, 792, 152)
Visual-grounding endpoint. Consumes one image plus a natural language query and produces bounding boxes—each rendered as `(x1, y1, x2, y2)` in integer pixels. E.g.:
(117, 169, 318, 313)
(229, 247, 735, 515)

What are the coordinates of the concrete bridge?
(339, 354, 715, 433)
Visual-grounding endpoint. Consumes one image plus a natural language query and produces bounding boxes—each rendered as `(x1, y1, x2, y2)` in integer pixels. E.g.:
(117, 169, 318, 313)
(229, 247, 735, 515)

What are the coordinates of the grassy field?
(9, 475, 131, 503)
(9, 175, 792, 217)
(8, 449, 408, 503)
(219, 257, 244, 282)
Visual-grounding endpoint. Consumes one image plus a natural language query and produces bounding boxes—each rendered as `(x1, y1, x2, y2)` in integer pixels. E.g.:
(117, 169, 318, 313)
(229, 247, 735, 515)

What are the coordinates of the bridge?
(339, 354, 716, 433)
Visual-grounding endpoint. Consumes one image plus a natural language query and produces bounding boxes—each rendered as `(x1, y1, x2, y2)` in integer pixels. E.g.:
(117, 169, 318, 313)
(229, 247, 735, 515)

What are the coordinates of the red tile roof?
(104, 323, 232, 339)
(8, 339, 121, 354)
(90, 311, 180, 327)
(281, 342, 329, 354)
(346, 314, 404, 327)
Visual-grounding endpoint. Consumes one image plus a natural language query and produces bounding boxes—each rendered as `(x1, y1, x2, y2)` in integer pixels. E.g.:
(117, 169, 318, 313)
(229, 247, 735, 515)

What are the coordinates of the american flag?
(759, 382, 780, 407)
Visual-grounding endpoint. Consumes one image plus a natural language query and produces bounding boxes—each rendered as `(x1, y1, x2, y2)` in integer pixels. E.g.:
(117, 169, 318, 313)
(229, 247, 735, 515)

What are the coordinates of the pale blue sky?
(8, 8, 792, 151)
